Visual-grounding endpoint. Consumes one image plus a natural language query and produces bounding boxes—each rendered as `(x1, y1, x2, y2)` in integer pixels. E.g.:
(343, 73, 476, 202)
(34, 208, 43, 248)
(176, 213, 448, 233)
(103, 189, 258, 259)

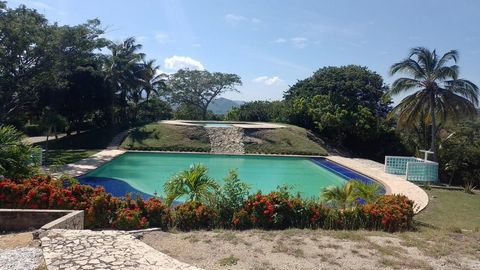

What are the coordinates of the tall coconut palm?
(164, 164, 219, 206)
(141, 59, 167, 101)
(104, 37, 145, 123)
(389, 47, 479, 159)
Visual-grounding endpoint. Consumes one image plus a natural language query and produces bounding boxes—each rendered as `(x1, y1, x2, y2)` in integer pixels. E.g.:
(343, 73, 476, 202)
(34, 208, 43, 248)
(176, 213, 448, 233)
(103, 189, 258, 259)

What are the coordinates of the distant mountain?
(208, 97, 244, 114)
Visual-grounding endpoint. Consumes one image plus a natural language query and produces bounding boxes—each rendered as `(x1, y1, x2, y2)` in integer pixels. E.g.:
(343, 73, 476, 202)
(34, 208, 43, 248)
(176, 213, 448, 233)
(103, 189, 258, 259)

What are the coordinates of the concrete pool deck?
(161, 120, 286, 129)
(326, 156, 429, 213)
(56, 149, 428, 213)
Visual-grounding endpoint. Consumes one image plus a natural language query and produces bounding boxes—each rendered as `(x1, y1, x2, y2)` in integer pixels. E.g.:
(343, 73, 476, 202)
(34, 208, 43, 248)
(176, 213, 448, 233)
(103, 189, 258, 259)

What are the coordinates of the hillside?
(120, 122, 328, 156)
(208, 97, 244, 114)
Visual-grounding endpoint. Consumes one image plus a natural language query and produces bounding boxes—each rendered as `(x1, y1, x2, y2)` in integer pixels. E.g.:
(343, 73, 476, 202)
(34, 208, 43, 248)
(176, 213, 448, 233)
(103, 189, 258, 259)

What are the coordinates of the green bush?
(23, 124, 45, 136)
(212, 169, 250, 228)
(0, 125, 40, 179)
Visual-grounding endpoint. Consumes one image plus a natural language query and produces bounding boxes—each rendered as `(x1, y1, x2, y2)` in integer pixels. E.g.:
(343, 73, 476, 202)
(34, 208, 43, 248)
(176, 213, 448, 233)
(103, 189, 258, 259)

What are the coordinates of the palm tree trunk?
(430, 92, 437, 161)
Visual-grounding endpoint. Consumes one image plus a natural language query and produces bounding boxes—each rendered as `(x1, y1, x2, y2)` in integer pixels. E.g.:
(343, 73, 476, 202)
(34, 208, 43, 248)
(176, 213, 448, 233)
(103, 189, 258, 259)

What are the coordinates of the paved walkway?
(23, 134, 67, 144)
(326, 156, 429, 213)
(53, 150, 125, 177)
(41, 229, 203, 270)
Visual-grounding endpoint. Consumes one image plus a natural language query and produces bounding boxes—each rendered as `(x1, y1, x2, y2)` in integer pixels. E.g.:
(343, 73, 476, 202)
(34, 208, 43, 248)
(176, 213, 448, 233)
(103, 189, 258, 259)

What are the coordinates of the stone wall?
(206, 127, 245, 154)
(0, 209, 84, 231)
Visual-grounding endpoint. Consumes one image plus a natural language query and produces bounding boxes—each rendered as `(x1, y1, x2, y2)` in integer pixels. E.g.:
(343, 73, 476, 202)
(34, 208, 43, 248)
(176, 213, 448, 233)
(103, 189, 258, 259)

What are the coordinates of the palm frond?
(436, 50, 459, 68)
(433, 65, 459, 81)
(389, 77, 420, 95)
(445, 79, 479, 106)
(390, 59, 425, 78)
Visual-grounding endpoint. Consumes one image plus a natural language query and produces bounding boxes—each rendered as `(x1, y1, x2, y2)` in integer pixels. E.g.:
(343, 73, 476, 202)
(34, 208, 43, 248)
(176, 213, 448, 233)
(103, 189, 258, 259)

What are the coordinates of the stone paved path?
(41, 229, 203, 270)
(206, 127, 245, 154)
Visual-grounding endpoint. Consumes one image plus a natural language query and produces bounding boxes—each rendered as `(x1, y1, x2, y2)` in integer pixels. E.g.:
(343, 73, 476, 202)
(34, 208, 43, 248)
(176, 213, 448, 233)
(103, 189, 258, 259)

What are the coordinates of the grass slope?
(45, 150, 98, 166)
(244, 125, 328, 156)
(415, 188, 480, 230)
(121, 123, 211, 152)
(34, 127, 124, 149)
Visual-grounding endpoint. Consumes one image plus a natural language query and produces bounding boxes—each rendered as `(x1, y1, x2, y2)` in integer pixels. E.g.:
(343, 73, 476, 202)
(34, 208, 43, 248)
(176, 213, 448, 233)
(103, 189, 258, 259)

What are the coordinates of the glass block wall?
(384, 156, 438, 182)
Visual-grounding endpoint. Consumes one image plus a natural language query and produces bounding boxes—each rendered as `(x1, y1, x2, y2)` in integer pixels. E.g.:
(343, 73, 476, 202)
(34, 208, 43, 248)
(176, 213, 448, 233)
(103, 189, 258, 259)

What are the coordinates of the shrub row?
(0, 176, 414, 232)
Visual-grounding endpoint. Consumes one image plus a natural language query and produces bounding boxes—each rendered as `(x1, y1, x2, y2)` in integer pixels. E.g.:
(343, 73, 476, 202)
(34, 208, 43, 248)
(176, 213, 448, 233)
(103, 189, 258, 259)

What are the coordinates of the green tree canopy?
(167, 69, 242, 120)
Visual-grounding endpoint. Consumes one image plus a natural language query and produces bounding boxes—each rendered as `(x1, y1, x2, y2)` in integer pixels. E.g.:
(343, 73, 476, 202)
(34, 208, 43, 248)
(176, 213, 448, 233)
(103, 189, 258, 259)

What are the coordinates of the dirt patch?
(141, 229, 480, 270)
(0, 232, 35, 249)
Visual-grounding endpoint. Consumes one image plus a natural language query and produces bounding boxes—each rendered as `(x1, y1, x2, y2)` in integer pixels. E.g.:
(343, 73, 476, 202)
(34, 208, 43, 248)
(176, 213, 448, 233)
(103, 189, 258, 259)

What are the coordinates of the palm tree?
(164, 164, 219, 206)
(141, 59, 167, 101)
(389, 47, 479, 159)
(351, 181, 381, 204)
(321, 181, 355, 209)
(104, 37, 145, 123)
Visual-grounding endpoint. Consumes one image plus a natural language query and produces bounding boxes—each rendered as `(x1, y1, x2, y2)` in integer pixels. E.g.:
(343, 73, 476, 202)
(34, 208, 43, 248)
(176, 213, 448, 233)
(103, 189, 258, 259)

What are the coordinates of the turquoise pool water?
(82, 152, 348, 199)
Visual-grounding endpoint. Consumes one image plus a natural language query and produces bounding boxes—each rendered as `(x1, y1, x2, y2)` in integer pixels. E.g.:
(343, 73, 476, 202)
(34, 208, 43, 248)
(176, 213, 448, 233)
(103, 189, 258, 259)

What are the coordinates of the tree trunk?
(430, 92, 437, 161)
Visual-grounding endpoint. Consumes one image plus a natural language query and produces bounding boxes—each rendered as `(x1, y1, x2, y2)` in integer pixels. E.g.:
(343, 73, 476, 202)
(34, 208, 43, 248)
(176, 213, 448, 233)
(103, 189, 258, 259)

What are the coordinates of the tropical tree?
(104, 37, 145, 123)
(167, 69, 242, 119)
(389, 47, 479, 159)
(164, 164, 219, 205)
(141, 59, 166, 101)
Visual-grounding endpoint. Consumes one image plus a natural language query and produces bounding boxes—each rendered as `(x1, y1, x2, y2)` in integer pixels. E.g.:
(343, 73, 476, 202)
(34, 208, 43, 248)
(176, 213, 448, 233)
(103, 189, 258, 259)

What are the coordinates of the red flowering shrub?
(232, 191, 308, 230)
(114, 207, 149, 230)
(362, 195, 414, 232)
(174, 201, 216, 231)
(143, 198, 171, 230)
(85, 192, 120, 229)
(0, 176, 414, 232)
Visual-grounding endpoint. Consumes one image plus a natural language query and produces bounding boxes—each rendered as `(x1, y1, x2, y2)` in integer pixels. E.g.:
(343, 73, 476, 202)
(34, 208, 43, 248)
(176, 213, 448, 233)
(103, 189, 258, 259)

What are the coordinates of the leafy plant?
(463, 182, 477, 194)
(321, 181, 355, 209)
(212, 169, 250, 227)
(164, 164, 219, 205)
(0, 125, 40, 179)
(351, 180, 382, 204)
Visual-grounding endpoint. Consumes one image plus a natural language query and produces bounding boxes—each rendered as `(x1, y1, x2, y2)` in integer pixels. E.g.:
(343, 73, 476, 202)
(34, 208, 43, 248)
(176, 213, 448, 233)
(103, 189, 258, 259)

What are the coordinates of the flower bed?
(0, 176, 414, 232)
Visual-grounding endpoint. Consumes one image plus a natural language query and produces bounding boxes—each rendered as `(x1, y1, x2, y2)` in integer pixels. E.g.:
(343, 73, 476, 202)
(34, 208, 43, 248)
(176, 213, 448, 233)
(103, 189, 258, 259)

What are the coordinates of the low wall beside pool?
(0, 209, 84, 231)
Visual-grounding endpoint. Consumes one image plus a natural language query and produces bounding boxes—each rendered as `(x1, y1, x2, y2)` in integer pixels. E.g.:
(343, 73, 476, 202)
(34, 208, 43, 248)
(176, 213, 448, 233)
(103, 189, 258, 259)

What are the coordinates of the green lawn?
(34, 127, 124, 149)
(415, 188, 480, 230)
(121, 123, 211, 152)
(244, 125, 328, 156)
(44, 150, 99, 166)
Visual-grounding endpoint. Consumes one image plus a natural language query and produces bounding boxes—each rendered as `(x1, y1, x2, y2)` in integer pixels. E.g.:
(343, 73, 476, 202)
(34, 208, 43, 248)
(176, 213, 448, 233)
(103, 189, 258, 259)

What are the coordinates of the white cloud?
(253, 76, 283, 86)
(273, 38, 287, 43)
(272, 37, 308, 48)
(155, 33, 171, 44)
(224, 13, 247, 24)
(225, 13, 262, 26)
(164, 55, 204, 71)
(291, 37, 308, 48)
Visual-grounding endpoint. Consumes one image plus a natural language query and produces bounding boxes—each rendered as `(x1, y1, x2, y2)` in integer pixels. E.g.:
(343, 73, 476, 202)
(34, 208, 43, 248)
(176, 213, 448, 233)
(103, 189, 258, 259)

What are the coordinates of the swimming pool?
(79, 152, 381, 200)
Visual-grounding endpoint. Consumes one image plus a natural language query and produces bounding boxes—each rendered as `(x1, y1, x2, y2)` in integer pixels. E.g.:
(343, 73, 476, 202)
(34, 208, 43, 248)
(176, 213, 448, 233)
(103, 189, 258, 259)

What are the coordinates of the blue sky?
(9, 0, 480, 103)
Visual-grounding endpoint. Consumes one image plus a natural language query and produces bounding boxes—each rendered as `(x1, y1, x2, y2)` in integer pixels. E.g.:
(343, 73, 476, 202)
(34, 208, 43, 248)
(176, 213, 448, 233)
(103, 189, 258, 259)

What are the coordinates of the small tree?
(167, 69, 242, 119)
(163, 164, 219, 206)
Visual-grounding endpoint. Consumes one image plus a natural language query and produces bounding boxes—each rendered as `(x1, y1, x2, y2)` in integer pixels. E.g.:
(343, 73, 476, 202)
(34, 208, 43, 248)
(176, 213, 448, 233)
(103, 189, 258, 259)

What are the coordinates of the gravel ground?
(0, 247, 43, 270)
